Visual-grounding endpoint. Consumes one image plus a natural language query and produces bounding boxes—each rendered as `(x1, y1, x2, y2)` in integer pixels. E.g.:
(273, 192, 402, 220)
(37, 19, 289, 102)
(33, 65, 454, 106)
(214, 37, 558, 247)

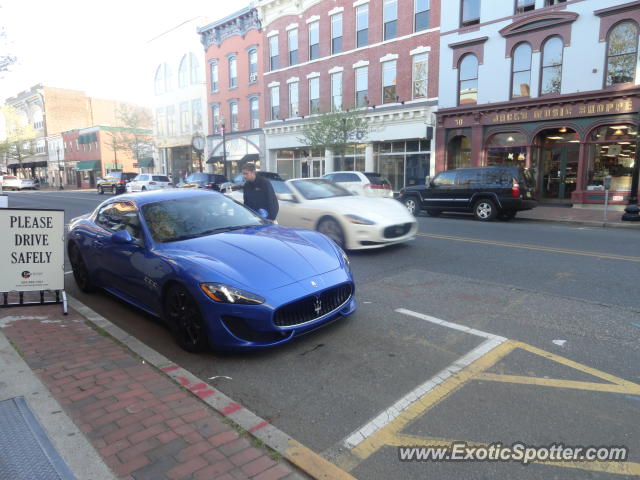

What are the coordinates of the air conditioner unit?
(249, 73, 258, 82)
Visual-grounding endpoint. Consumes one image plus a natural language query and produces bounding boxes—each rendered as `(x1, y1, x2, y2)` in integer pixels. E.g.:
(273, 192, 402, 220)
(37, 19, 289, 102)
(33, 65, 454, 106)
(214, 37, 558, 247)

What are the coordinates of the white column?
(324, 149, 334, 173)
(267, 149, 277, 172)
(365, 143, 374, 171)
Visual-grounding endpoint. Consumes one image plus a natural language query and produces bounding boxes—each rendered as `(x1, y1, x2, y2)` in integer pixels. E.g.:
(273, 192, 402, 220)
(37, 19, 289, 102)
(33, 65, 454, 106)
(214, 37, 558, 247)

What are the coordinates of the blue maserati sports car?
(67, 189, 356, 351)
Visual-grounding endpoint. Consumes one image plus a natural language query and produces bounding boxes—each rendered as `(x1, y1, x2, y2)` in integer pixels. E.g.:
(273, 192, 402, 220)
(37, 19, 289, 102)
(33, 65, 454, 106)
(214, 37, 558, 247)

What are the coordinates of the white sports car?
(227, 178, 417, 250)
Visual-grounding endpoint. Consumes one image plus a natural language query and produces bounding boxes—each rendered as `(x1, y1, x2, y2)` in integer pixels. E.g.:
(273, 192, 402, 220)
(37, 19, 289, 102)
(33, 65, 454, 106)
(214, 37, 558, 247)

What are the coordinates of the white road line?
(343, 308, 507, 450)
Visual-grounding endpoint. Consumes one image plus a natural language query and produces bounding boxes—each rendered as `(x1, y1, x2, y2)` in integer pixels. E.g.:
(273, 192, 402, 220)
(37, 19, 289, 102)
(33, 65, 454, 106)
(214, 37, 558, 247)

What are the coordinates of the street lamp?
(220, 117, 228, 179)
(621, 119, 640, 221)
(56, 145, 64, 190)
(192, 134, 205, 173)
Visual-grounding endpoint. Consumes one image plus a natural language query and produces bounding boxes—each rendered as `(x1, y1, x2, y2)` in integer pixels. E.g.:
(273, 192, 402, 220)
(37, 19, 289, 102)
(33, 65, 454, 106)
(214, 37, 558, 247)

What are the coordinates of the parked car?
(0, 175, 37, 190)
(126, 174, 172, 192)
(67, 189, 355, 352)
(98, 172, 138, 194)
(177, 173, 228, 191)
(226, 178, 417, 250)
(398, 166, 537, 221)
(223, 171, 283, 191)
(322, 171, 394, 198)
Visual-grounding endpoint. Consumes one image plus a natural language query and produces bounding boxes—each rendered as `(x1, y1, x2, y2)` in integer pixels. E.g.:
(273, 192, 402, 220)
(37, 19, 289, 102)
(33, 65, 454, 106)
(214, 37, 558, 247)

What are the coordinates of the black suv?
(177, 173, 229, 191)
(98, 172, 138, 194)
(399, 166, 537, 221)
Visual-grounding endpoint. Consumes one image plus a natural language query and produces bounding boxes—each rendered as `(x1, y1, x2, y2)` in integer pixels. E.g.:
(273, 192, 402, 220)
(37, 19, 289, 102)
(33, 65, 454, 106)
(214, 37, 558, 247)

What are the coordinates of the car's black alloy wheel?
(164, 285, 208, 353)
(69, 245, 94, 293)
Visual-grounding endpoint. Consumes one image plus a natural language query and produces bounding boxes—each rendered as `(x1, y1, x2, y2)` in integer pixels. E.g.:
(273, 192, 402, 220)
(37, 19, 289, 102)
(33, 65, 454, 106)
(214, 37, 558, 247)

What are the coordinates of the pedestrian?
(242, 163, 279, 221)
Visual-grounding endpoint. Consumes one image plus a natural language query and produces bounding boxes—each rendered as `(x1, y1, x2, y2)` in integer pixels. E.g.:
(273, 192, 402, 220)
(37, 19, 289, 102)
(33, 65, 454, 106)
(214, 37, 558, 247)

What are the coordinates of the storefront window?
(587, 125, 637, 191)
(447, 136, 471, 170)
(486, 132, 527, 167)
(375, 141, 430, 189)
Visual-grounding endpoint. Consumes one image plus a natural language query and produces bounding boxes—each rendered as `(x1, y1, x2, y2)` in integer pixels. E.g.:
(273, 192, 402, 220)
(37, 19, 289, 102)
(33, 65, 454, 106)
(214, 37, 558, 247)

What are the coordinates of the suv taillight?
(512, 181, 520, 198)
(149, 181, 156, 185)
(119, 180, 125, 184)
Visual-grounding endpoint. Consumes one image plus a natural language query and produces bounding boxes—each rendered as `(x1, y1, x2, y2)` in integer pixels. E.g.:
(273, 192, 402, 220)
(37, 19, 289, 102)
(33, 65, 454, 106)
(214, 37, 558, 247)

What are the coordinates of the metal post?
(622, 115, 640, 221)
(56, 146, 64, 189)
(221, 119, 228, 179)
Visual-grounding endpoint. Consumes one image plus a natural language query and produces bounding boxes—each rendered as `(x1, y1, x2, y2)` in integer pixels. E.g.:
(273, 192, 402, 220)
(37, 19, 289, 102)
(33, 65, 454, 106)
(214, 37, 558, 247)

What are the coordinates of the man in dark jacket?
(242, 163, 279, 220)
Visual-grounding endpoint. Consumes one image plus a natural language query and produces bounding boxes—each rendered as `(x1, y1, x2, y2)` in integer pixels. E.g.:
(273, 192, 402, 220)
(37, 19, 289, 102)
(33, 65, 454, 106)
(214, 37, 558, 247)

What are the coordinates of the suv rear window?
(334, 173, 361, 182)
(153, 175, 170, 182)
(364, 173, 391, 185)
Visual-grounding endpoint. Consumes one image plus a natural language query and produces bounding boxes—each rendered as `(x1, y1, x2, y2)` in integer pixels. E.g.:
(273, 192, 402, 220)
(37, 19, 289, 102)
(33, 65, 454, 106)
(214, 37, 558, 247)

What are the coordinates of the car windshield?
(269, 180, 292, 194)
(141, 194, 265, 243)
(291, 179, 352, 200)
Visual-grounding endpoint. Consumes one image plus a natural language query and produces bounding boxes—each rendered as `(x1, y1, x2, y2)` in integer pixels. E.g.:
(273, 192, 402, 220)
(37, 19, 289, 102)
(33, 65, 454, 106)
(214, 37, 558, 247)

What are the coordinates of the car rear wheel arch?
(316, 215, 346, 249)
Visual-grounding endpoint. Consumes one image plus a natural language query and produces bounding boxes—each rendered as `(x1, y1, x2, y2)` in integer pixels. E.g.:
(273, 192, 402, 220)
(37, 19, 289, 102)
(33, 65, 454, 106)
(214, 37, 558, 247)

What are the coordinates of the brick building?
(61, 126, 153, 188)
(436, 0, 640, 206)
(3, 84, 150, 187)
(198, 7, 264, 179)
(255, 0, 440, 190)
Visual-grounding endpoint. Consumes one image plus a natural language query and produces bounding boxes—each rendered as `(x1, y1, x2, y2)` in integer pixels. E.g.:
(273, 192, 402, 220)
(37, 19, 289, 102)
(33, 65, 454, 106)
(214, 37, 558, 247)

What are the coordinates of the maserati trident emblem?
(313, 297, 322, 315)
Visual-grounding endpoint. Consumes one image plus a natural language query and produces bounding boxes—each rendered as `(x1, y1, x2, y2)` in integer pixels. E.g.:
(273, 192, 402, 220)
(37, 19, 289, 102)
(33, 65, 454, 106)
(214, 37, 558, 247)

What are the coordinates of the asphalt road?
(5, 190, 640, 480)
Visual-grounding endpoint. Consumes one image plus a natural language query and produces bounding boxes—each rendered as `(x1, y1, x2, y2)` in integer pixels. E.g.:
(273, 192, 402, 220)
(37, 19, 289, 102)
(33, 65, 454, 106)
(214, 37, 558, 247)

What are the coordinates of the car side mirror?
(424, 176, 431, 185)
(112, 229, 134, 244)
(277, 193, 297, 203)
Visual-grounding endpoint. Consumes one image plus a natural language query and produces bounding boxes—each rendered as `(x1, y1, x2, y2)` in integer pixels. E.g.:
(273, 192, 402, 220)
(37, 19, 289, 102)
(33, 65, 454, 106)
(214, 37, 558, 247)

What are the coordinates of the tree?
(298, 109, 369, 166)
(106, 104, 154, 170)
(0, 15, 16, 76)
(0, 106, 36, 174)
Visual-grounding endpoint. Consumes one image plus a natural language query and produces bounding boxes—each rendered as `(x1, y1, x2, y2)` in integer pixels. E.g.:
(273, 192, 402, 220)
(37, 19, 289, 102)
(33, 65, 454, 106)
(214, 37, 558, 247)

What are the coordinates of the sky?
(0, 0, 242, 105)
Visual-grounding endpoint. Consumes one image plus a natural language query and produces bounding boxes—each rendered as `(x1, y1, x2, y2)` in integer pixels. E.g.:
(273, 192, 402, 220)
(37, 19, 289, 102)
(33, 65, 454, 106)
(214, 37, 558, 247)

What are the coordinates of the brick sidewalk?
(2, 305, 308, 480)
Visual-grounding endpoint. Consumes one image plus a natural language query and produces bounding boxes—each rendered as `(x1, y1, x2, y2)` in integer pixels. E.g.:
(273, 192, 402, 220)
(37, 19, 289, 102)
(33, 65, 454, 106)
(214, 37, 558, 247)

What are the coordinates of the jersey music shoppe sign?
(0, 209, 65, 292)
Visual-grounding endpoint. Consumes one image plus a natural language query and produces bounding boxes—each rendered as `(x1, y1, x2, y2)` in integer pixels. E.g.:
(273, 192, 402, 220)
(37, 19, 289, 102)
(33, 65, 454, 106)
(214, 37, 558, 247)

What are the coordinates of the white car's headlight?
(345, 214, 375, 225)
(200, 283, 264, 305)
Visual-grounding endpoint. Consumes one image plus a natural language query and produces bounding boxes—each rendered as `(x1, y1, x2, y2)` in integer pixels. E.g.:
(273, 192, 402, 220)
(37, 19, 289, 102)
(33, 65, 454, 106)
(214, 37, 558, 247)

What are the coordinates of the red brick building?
(256, 0, 440, 189)
(199, 7, 265, 178)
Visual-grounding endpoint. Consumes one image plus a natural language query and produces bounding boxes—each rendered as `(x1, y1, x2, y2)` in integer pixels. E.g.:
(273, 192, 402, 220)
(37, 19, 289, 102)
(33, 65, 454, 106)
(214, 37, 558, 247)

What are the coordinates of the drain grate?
(0, 397, 77, 480)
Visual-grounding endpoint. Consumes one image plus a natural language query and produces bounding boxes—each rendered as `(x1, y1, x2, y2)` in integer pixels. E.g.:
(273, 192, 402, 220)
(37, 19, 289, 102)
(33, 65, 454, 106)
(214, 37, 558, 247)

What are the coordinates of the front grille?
(274, 283, 353, 327)
(383, 222, 413, 239)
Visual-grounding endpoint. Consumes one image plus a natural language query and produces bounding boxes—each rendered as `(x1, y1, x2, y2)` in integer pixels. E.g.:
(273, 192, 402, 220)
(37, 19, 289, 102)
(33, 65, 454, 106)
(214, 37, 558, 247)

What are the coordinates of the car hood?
(304, 196, 415, 223)
(163, 225, 341, 290)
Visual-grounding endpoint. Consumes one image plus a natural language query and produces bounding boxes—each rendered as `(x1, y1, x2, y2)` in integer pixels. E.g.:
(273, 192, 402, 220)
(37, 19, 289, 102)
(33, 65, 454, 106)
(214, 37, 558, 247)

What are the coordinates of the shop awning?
(206, 156, 224, 164)
(76, 160, 101, 171)
(138, 157, 154, 167)
(240, 154, 259, 163)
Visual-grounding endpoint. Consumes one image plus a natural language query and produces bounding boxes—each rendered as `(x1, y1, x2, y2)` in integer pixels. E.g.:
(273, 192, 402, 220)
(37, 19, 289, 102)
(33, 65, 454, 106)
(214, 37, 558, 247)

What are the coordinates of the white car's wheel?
(317, 217, 346, 249)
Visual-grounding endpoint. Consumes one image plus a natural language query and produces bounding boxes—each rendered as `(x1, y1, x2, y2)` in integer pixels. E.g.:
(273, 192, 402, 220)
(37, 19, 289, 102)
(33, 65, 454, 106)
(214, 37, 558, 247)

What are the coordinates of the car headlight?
(200, 283, 264, 305)
(345, 214, 375, 225)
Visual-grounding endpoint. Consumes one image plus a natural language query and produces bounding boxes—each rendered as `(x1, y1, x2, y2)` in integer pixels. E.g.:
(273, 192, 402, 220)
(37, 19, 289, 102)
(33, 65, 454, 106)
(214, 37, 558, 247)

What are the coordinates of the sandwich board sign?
(0, 208, 66, 311)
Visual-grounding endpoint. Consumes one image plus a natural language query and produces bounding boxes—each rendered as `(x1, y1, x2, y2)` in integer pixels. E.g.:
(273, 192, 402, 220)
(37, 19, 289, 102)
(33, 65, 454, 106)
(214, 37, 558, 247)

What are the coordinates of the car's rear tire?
(473, 199, 497, 221)
(402, 196, 420, 216)
(69, 244, 95, 293)
(164, 284, 209, 353)
(317, 217, 346, 249)
(426, 209, 441, 217)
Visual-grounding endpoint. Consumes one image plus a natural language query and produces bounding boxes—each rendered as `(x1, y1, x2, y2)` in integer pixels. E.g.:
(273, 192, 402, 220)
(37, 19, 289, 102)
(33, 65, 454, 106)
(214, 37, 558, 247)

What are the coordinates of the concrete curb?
(67, 295, 357, 480)
(516, 216, 640, 229)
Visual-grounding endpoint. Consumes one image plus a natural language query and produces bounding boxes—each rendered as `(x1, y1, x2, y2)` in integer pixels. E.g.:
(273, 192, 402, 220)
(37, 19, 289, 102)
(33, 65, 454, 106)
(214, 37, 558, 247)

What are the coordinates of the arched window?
(606, 22, 639, 86)
(458, 54, 478, 105)
(540, 37, 563, 95)
(511, 43, 532, 98)
(190, 53, 200, 85)
(178, 54, 189, 88)
(31, 106, 44, 130)
(154, 64, 164, 95)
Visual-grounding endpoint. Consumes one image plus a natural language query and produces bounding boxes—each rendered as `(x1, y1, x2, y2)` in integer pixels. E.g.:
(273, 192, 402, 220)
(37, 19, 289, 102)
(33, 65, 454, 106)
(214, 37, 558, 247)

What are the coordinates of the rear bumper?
(499, 198, 538, 211)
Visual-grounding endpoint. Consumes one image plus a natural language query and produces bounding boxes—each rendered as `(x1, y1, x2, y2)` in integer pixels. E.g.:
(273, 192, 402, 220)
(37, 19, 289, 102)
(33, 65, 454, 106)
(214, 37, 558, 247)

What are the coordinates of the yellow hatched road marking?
(348, 339, 640, 476)
(416, 233, 640, 262)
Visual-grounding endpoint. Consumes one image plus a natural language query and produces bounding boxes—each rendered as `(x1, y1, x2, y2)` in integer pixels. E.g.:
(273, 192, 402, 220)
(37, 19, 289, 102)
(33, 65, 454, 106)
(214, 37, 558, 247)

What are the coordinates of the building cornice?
(199, 8, 261, 49)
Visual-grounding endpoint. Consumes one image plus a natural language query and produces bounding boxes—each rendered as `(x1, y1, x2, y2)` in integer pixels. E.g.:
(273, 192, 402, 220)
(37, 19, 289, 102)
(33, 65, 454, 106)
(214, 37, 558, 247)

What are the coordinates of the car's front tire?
(69, 244, 95, 293)
(473, 199, 497, 221)
(164, 284, 209, 353)
(141, 186, 146, 191)
(401, 196, 420, 216)
(98, 186, 104, 194)
(317, 217, 346, 249)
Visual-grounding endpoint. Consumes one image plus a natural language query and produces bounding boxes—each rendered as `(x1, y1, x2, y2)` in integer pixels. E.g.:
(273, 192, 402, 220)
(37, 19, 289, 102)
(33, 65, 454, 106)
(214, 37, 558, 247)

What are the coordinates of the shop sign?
(0, 209, 64, 292)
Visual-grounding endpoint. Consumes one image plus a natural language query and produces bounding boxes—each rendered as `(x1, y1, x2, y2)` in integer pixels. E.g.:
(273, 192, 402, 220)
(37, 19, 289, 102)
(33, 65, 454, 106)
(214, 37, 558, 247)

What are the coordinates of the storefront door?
(541, 145, 579, 201)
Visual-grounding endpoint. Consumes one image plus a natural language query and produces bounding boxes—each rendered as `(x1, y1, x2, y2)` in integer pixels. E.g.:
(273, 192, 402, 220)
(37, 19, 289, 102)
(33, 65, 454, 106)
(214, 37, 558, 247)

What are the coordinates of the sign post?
(603, 175, 612, 224)
(0, 208, 67, 313)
